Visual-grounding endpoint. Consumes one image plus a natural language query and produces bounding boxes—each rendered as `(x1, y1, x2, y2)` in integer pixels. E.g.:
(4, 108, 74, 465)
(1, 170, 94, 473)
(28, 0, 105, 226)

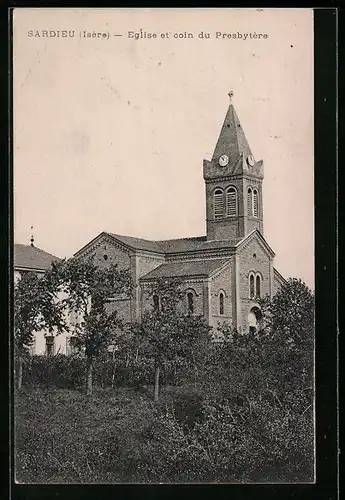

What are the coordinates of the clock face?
(219, 154, 229, 167)
(247, 154, 255, 167)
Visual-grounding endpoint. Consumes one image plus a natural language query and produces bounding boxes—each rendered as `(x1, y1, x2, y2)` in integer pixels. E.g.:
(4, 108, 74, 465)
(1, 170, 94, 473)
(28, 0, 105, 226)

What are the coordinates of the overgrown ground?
(15, 380, 314, 484)
(15, 385, 204, 484)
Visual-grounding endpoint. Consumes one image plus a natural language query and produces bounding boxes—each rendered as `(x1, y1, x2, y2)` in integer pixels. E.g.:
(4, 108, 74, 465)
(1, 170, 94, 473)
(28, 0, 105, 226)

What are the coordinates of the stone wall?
(210, 262, 232, 328)
(140, 279, 205, 318)
(238, 237, 271, 332)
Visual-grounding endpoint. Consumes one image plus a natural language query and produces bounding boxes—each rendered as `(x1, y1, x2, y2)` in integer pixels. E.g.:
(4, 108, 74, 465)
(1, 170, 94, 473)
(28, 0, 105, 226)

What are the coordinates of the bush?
(15, 387, 160, 483)
(23, 355, 85, 389)
(22, 352, 194, 391)
(136, 394, 314, 483)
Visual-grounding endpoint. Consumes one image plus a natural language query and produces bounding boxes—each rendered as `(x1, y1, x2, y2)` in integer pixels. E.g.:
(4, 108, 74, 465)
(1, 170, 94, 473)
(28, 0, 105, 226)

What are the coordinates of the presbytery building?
(14, 240, 78, 355)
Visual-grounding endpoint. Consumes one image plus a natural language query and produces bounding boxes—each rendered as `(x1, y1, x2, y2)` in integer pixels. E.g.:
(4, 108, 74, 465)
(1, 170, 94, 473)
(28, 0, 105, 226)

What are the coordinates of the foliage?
(258, 278, 315, 347)
(22, 354, 85, 389)
(14, 271, 67, 354)
(131, 278, 211, 400)
(14, 270, 68, 390)
(142, 392, 314, 483)
(48, 257, 133, 394)
(15, 383, 314, 484)
(15, 276, 315, 483)
(51, 257, 133, 358)
(21, 352, 193, 391)
(15, 387, 158, 483)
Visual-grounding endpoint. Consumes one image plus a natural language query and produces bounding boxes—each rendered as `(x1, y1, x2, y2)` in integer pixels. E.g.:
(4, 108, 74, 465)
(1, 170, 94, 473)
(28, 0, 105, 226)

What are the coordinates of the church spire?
(211, 92, 254, 169)
(203, 93, 264, 241)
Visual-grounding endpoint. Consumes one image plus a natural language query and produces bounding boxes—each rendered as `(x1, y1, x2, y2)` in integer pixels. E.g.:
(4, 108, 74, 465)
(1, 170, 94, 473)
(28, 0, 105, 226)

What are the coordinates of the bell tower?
(204, 92, 264, 241)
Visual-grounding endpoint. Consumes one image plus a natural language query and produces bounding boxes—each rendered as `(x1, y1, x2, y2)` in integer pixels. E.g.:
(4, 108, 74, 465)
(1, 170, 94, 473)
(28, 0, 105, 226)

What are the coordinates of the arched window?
(214, 189, 224, 219)
(256, 275, 261, 298)
(226, 187, 238, 216)
(153, 294, 160, 311)
(219, 292, 225, 315)
(187, 292, 194, 315)
(249, 274, 255, 299)
(248, 306, 263, 334)
(253, 189, 259, 217)
(247, 188, 253, 216)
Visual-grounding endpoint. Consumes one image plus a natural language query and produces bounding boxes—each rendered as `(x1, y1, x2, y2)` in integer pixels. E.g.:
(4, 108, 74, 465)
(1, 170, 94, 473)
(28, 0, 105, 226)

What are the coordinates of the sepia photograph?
(13, 8, 315, 484)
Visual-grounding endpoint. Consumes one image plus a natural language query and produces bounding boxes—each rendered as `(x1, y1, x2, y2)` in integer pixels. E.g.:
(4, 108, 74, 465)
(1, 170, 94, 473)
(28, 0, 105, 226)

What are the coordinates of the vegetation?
(49, 257, 133, 395)
(14, 271, 66, 390)
(131, 278, 211, 401)
(14, 275, 315, 483)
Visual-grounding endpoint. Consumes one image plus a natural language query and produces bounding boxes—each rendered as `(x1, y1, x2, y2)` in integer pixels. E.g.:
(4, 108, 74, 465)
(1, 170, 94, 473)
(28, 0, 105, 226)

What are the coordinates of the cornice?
(206, 216, 244, 224)
(14, 266, 45, 273)
(204, 173, 263, 184)
(165, 249, 235, 261)
(204, 174, 244, 184)
(140, 274, 208, 283)
(137, 253, 165, 262)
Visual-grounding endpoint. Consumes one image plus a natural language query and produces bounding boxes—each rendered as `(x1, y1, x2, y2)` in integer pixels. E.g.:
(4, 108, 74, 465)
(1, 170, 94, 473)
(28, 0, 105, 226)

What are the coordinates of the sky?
(13, 8, 314, 288)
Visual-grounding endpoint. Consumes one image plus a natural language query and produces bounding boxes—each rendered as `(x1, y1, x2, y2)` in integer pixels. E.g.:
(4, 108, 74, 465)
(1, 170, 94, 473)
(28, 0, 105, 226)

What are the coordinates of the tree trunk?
(17, 354, 23, 391)
(154, 363, 160, 402)
(111, 358, 116, 389)
(110, 348, 115, 388)
(86, 357, 93, 396)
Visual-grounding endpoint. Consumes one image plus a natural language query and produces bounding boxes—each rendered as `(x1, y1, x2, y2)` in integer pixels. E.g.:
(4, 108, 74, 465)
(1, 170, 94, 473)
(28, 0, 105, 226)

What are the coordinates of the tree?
(132, 278, 211, 402)
(14, 271, 67, 390)
(259, 278, 315, 347)
(51, 257, 133, 395)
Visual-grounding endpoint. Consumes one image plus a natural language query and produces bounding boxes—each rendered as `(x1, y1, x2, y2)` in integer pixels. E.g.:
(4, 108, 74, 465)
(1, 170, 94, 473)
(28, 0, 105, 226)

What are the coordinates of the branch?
(300, 404, 312, 418)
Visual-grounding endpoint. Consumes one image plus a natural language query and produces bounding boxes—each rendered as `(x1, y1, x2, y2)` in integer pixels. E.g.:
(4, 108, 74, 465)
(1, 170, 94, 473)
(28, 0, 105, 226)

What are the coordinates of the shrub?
(22, 352, 194, 391)
(136, 395, 314, 483)
(23, 355, 85, 389)
(15, 387, 159, 483)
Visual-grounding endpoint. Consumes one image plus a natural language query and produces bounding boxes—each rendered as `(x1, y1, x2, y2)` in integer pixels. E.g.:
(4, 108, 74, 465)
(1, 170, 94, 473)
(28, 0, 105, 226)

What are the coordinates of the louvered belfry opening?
(226, 187, 237, 216)
(214, 189, 224, 219)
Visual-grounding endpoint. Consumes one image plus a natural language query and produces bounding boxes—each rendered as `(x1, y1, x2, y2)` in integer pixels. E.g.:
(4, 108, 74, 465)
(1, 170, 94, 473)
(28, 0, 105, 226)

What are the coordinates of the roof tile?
(106, 232, 239, 254)
(14, 244, 61, 271)
(140, 258, 230, 280)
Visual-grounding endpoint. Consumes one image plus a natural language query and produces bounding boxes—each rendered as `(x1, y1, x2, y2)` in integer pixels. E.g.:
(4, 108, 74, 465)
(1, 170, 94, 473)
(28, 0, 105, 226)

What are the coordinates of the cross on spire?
(30, 225, 34, 247)
(228, 90, 234, 103)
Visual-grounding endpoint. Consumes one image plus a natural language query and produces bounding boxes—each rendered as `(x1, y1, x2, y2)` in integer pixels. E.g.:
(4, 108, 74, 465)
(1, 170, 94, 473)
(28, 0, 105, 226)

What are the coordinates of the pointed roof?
(212, 99, 253, 169)
(14, 243, 61, 272)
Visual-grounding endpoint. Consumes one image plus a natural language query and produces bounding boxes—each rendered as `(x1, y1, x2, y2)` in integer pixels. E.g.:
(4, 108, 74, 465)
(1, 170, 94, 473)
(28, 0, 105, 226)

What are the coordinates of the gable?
(237, 233, 272, 300)
(74, 233, 131, 270)
(236, 230, 275, 258)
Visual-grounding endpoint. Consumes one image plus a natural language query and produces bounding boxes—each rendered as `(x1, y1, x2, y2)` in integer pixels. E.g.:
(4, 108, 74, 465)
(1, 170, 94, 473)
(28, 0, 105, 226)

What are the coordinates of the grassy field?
(15, 385, 170, 483)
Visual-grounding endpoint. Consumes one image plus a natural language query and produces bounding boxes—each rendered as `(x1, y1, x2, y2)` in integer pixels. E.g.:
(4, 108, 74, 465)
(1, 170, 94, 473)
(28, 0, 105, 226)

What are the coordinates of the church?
(74, 93, 286, 333)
